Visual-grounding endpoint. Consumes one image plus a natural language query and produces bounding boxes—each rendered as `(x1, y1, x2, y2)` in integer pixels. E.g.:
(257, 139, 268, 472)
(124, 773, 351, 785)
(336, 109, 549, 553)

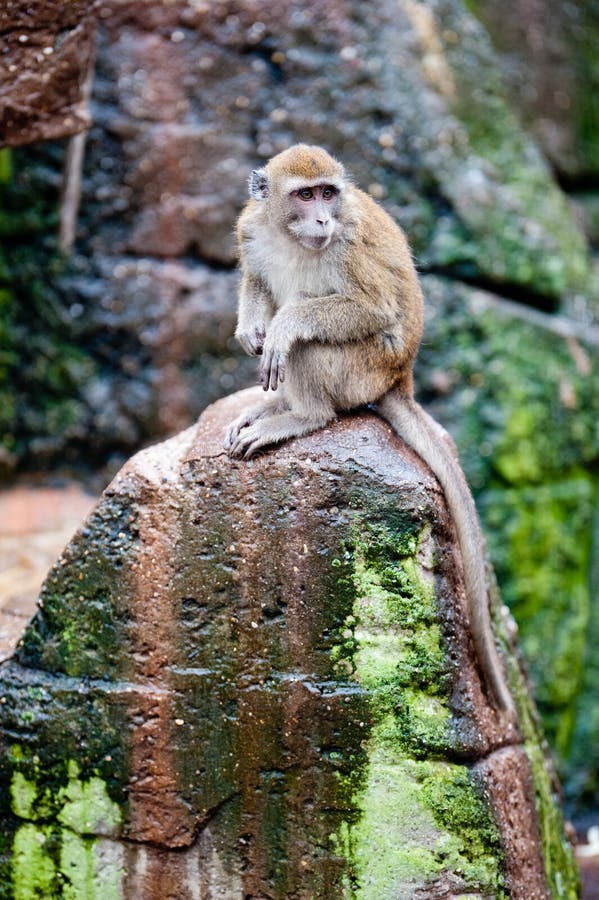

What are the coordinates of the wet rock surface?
(0, 391, 579, 897)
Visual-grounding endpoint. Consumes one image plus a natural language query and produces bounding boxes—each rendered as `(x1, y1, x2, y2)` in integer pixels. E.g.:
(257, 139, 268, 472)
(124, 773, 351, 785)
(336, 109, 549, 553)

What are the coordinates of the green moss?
(12, 824, 58, 900)
(8, 746, 63, 824)
(342, 747, 447, 896)
(417, 762, 506, 891)
(10, 775, 38, 822)
(329, 519, 508, 896)
(344, 522, 451, 758)
(481, 477, 595, 759)
(7, 755, 124, 898)
(61, 831, 123, 900)
(0, 144, 99, 469)
(335, 747, 508, 898)
(10, 757, 121, 836)
(57, 761, 121, 837)
(10, 824, 123, 900)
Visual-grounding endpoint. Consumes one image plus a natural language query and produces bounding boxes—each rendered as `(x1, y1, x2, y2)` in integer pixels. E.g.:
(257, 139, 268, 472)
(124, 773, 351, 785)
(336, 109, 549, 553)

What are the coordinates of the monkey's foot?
(224, 398, 287, 452)
(228, 412, 332, 459)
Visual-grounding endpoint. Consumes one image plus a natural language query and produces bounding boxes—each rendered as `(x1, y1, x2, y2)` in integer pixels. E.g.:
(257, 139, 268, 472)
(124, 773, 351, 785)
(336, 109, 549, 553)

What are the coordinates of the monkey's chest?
(269, 264, 339, 306)
(251, 233, 343, 305)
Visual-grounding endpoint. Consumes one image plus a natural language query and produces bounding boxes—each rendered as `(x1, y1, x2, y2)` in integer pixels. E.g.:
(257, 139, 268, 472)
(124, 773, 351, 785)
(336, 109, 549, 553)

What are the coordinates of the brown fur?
(267, 144, 345, 182)
(225, 145, 514, 714)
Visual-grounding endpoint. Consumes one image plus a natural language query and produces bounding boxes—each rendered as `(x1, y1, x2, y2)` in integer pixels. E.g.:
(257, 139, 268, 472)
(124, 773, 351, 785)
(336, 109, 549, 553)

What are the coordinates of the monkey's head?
(249, 144, 346, 251)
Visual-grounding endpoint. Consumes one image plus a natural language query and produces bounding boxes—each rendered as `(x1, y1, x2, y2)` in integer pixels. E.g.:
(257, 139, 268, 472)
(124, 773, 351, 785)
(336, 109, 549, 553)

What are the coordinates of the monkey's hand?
(236, 321, 266, 357)
(260, 324, 291, 392)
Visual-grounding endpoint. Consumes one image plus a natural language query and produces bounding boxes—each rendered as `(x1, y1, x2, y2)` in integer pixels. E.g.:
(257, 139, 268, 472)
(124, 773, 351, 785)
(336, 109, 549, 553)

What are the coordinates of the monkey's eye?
(298, 188, 314, 201)
(322, 186, 337, 200)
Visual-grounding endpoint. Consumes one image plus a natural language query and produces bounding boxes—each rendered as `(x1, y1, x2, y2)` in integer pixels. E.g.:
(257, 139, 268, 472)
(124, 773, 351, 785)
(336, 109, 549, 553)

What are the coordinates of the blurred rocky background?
(0, 0, 598, 835)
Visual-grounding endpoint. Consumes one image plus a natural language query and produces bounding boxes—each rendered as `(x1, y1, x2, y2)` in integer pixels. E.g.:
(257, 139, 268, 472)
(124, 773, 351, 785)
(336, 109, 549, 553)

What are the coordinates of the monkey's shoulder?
(344, 188, 416, 286)
(348, 188, 409, 245)
(236, 199, 263, 244)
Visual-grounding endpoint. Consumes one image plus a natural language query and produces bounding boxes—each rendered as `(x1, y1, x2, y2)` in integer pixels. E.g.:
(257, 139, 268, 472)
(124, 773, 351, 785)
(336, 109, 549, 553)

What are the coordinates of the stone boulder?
(0, 391, 579, 898)
(0, 0, 99, 147)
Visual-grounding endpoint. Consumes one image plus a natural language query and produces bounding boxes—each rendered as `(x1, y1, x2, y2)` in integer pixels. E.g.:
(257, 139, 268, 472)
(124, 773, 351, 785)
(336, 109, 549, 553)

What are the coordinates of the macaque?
(225, 144, 513, 714)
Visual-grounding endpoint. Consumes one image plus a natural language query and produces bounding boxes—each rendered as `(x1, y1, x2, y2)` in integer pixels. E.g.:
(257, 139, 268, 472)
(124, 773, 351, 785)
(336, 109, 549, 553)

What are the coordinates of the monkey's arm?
(280, 294, 393, 343)
(236, 272, 274, 357)
(260, 293, 398, 391)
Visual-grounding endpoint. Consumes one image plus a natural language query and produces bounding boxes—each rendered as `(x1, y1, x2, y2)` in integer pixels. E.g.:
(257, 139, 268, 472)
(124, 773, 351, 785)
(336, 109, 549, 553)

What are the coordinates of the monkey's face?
(285, 183, 340, 250)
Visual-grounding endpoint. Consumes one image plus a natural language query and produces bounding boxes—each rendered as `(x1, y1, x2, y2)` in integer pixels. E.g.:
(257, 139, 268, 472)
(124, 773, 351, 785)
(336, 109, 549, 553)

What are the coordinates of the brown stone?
(474, 746, 550, 899)
(0, 389, 579, 896)
(0, 0, 99, 146)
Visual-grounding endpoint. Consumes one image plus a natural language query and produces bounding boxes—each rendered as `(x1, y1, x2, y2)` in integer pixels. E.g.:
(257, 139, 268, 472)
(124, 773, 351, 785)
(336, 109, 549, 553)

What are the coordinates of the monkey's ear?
(249, 168, 269, 200)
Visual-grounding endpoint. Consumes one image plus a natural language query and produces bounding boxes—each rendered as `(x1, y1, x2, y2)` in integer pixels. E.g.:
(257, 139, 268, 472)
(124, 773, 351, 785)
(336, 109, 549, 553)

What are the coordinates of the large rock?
(0, 391, 579, 898)
(0, 0, 99, 147)
(0, 0, 597, 828)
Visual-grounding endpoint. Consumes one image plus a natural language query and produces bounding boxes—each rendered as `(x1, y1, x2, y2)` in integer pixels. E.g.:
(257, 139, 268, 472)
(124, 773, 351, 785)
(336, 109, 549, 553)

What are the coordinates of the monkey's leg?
(229, 344, 338, 458)
(228, 408, 334, 459)
(224, 394, 288, 450)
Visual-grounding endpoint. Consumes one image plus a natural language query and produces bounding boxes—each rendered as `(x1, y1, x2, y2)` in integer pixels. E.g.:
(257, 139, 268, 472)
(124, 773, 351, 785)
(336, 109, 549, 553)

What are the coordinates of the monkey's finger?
(230, 431, 257, 458)
(229, 434, 246, 457)
(261, 350, 273, 390)
(225, 415, 248, 449)
(265, 352, 277, 391)
(224, 424, 240, 451)
(243, 438, 265, 459)
(272, 353, 286, 390)
(270, 357, 279, 391)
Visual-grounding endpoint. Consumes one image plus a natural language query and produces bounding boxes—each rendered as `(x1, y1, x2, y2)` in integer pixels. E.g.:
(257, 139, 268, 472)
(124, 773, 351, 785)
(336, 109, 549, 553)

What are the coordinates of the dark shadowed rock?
(0, 391, 579, 897)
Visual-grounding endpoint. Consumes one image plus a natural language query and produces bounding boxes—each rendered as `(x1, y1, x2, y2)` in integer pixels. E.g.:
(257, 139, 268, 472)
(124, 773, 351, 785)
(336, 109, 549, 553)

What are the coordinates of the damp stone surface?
(0, 389, 580, 898)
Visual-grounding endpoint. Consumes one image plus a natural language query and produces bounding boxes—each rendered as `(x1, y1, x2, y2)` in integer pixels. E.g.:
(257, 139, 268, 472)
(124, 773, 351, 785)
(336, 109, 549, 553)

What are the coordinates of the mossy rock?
(0, 395, 579, 897)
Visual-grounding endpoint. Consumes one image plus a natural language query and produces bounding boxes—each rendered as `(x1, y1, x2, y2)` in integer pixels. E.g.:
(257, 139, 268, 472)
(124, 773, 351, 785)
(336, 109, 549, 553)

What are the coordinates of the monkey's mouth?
(300, 234, 331, 250)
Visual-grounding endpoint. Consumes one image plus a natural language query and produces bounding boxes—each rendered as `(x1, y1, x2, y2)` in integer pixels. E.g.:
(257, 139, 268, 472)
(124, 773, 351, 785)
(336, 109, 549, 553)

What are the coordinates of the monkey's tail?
(377, 389, 515, 714)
